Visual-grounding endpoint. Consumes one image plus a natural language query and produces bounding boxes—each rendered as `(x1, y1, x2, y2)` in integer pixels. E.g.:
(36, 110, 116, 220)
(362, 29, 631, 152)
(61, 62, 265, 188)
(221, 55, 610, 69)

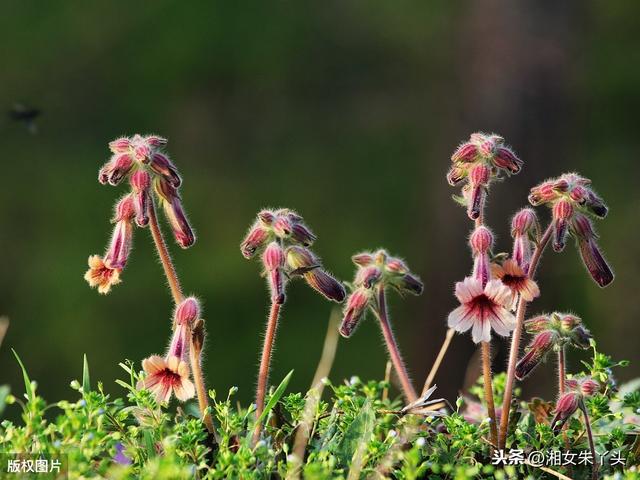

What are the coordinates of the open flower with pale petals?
(84, 255, 121, 294)
(137, 355, 195, 403)
(491, 259, 540, 305)
(447, 277, 516, 343)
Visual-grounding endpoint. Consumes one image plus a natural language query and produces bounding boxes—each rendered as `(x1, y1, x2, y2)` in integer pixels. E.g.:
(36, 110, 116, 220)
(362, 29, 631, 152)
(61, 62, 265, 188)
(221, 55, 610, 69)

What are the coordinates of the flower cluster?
(529, 173, 613, 287)
(551, 376, 600, 432)
(137, 297, 200, 403)
(340, 250, 423, 337)
(85, 135, 195, 294)
(448, 226, 517, 344)
(447, 133, 523, 220)
(515, 313, 592, 380)
(241, 208, 345, 305)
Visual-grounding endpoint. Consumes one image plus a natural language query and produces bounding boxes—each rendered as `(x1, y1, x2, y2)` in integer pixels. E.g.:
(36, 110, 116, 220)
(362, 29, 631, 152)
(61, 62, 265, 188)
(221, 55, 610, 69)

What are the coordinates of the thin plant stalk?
(498, 224, 553, 448)
(253, 301, 282, 444)
(374, 284, 418, 403)
(481, 341, 498, 450)
(580, 402, 598, 480)
(148, 199, 184, 304)
(147, 200, 213, 434)
(558, 346, 566, 395)
(422, 327, 455, 396)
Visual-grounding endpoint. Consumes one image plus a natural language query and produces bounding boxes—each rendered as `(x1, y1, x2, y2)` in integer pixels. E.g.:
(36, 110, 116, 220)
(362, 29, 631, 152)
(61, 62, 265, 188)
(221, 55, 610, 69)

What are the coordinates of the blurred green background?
(1, 1, 639, 413)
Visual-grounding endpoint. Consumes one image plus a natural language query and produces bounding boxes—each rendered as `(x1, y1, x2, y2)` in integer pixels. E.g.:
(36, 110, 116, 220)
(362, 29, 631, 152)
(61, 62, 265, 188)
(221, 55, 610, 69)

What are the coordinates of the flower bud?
(104, 217, 133, 269)
(511, 208, 538, 236)
(145, 135, 168, 147)
(130, 170, 151, 227)
(446, 165, 467, 186)
(149, 152, 181, 188)
(493, 145, 523, 174)
(396, 273, 424, 295)
(558, 313, 581, 331)
(570, 325, 592, 350)
(285, 245, 318, 273)
(273, 215, 292, 238)
(469, 226, 493, 254)
(352, 253, 375, 267)
(168, 322, 189, 360)
(355, 266, 382, 288)
(528, 181, 558, 206)
(524, 315, 551, 334)
(551, 391, 581, 433)
(109, 137, 131, 154)
(175, 297, 200, 326)
(304, 269, 346, 302)
(161, 196, 195, 248)
(515, 330, 556, 380)
(262, 242, 286, 304)
(99, 154, 134, 186)
(580, 379, 600, 396)
(577, 236, 614, 287)
(240, 224, 269, 259)
(386, 258, 409, 274)
(552, 200, 574, 252)
(113, 195, 136, 223)
(258, 210, 275, 225)
(340, 288, 371, 337)
(290, 222, 316, 246)
(451, 142, 478, 163)
(585, 191, 608, 218)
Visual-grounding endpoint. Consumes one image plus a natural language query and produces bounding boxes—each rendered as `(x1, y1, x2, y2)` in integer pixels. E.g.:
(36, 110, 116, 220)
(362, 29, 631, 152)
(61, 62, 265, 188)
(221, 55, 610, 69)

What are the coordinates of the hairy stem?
(498, 224, 553, 448)
(422, 327, 455, 396)
(375, 285, 417, 403)
(481, 341, 498, 450)
(581, 402, 598, 480)
(558, 346, 566, 396)
(148, 200, 213, 433)
(148, 199, 184, 304)
(253, 302, 281, 444)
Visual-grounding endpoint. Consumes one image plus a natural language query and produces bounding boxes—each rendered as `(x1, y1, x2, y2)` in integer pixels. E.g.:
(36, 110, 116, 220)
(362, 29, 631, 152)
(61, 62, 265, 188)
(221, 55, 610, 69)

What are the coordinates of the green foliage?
(0, 352, 638, 479)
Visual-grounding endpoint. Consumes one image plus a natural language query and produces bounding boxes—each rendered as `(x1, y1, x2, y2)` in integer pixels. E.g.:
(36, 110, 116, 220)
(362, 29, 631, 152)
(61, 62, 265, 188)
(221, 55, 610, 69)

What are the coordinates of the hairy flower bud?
(451, 142, 478, 163)
(175, 297, 200, 326)
(304, 269, 346, 302)
(149, 152, 181, 188)
(99, 153, 134, 186)
(285, 245, 318, 273)
(258, 210, 275, 225)
(470, 226, 493, 254)
(552, 200, 574, 252)
(580, 379, 600, 396)
(511, 208, 538, 236)
(290, 222, 316, 246)
(396, 273, 424, 295)
(571, 325, 593, 349)
(352, 252, 375, 267)
(241, 223, 270, 259)
(524, 315, 552, 334)
(340, 288, 372, 337)
(109, 137, 132, 153)
(263, 242, 286, 304)
(515, 330, 556, 380)
(130, 170, 151, 227)
(551, 391, 581, 433)
(355, 266, 382, 288)
(446, 165, 467, 186)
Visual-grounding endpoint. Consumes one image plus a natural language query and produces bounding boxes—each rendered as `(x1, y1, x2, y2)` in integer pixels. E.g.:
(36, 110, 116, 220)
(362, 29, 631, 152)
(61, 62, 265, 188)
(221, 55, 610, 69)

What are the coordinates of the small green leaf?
(82, 354, 91, 394)
(11, 349, 34, 404)
(257, 370, 294, 427)
(0, 385, 10, 417)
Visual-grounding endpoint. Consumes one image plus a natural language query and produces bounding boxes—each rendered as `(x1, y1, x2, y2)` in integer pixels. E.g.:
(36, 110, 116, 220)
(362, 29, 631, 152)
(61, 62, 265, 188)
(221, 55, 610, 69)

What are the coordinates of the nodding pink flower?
(447, 277, 515, 343)
(262, 242, 286, 304)
(491, 259, 540, 305)
(149, 152, 181, 188)
(515, 330, 557, 380)
(447, 133, 522, 220)
(130, 170, 151, 227)
(84, 255, 122, 294)
(339, 288, 372, 337)
(470, 226, 493, 287)
(273, 215, 293, 237)
(352, 252, 375, 267)
(551, 376, 599, 432)
(552, 199, 573, 252)
(154, 179, 196, 248)
(570, 214, 614, 287)
(284, 246, 345, 302)
(99, 153, 134, 186)
(511, 208, 538, 271)
(103, 213, 134, 270)
(137, 354, 195, 403)
(290, 222, 316, 246)
(355, 266, 383, 288)
(241, 223, 270, 259)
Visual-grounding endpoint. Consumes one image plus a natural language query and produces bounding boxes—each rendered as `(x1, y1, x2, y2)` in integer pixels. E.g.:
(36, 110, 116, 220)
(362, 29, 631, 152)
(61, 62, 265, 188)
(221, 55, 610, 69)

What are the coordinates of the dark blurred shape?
(8, 103, 41, 134)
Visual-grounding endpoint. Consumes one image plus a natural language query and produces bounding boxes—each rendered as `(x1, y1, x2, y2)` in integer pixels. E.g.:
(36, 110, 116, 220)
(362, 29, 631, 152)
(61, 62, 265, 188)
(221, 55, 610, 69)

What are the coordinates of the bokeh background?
(1, 1, 639, 415)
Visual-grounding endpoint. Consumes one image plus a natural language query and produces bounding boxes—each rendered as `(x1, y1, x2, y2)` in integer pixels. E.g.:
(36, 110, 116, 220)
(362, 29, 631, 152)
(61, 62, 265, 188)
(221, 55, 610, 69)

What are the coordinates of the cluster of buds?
(447, 226, 517, 343)
(137, 297, 201, 403)
(447, 133, 523, 220)
(515, 313, 592, 380)
(529, 173, 613, 287)
(85, 135, 195, 294)
(241, 209, 345, 305)
(550, 375, 600, 432)
(340, 250, 423, 337)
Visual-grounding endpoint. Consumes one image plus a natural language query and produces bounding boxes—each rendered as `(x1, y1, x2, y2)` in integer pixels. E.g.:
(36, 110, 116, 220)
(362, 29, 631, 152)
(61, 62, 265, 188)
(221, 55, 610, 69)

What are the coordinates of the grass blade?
(82, 354, 91, 394)
(248, 370, 293, 442)
(12, 349, 34, 404)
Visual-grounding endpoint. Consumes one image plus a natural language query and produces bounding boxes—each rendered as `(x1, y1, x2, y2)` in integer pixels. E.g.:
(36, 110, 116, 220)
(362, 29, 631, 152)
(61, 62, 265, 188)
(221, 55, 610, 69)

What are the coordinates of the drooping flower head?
(528, 173, 613, 287)
(86, 135, 195, 294)
(447, 277, 515, 343)
(447, 133, 523, 220)
(510, 208, 539, 272)
(340, 249, 423, 337)
(241, 208, 345, 305)
(515, 312, 593, 380)
(550, 375, 600, 432)
(137, 297, 200, 403)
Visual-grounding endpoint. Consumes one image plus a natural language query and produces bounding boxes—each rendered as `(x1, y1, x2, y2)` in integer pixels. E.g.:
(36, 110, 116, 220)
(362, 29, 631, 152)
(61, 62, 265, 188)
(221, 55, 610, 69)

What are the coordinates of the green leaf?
(82, 354, 91, 394)
(337, 399, 375, 464)
(12, 349, 34, 404)
(257, 370, 293, 427)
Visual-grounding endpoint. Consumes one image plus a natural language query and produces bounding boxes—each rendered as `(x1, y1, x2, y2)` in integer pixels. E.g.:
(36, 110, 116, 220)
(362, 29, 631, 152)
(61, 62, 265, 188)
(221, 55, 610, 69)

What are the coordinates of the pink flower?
(137, 355, 195, 403)
(447, 277, 516, 343)
(491, 259, 540, 303)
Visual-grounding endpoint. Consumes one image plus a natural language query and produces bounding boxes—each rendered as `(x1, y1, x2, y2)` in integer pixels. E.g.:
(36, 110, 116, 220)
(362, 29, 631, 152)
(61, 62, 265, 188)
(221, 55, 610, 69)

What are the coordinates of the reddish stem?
(498, 224, 553, 449)
(375, 285, 417, 403)
(148, 200, 184, 304)
(253, 302, 281, 444)
(580, 402, 599, 480)
(481, 341, 498, 451)
(558, 346, 566, 396)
